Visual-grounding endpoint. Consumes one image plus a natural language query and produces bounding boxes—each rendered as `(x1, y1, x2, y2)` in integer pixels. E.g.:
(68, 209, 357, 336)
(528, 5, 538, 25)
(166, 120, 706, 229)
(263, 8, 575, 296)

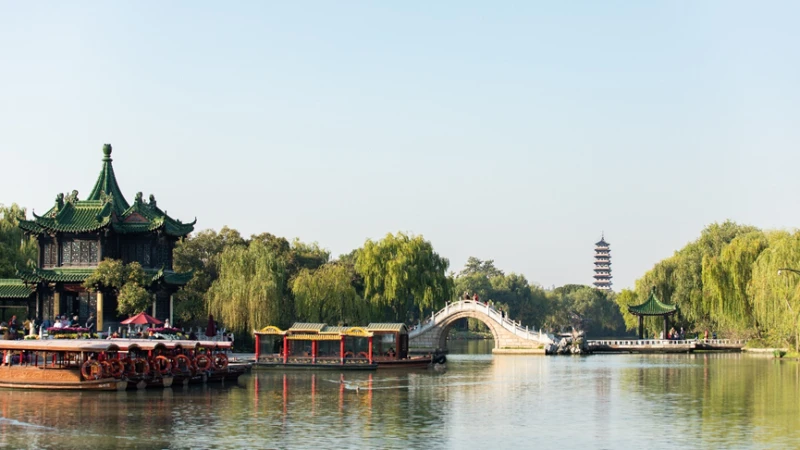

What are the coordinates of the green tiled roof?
(16, 267, 95, 283)
(628, 289, 677, 316)
(151, 268, 194, 286)
(367, 323, 408, 333)
(321, 326, 348, 333)
(20, 144, 195, 238)
(0, 279, 35, 299)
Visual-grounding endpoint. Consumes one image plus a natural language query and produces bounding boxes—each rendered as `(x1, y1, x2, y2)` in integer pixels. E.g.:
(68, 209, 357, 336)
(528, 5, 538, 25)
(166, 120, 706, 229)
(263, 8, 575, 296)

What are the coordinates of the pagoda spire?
(87, 143, 130, 215)
(593, 234, 612, 290)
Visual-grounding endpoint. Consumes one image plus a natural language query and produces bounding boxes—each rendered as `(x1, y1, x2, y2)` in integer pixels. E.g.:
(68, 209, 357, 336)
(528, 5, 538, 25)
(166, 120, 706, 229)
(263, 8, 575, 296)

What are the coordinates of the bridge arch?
(408, 300, 553, 352)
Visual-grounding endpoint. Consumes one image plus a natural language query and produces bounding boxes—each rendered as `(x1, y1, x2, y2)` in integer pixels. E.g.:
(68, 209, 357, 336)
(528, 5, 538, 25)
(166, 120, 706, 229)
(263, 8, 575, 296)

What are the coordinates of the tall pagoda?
(593, 235, 612, 290)
(6, 144, 194, 331)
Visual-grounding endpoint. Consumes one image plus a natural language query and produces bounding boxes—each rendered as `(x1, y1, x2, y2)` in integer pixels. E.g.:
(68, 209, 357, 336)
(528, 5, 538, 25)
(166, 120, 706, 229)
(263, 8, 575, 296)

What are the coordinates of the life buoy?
(344, 351, 354, 358)
(133, 357, 150, 375)
(212, 353, 229, 370)
(109, 359, 125, 378)
(172, 354, 194, 374)
(153, 355, 172, 375)
(100, 361, 112, 378)
(434, 355, 447, 364)
(195, 354, 211, 371)
(357, 351, 369, 359)
(81, 360, 102, 380)
(121, 357, 134, 375)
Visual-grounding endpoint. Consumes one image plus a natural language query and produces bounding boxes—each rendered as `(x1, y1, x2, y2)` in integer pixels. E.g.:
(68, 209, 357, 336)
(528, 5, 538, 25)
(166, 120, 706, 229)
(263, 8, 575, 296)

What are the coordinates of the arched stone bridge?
(409, 300, 554, 353)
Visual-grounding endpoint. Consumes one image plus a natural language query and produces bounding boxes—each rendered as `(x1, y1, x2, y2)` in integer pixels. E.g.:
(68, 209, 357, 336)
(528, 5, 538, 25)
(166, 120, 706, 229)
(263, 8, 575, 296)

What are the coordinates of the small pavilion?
(628, 288, 677, 339)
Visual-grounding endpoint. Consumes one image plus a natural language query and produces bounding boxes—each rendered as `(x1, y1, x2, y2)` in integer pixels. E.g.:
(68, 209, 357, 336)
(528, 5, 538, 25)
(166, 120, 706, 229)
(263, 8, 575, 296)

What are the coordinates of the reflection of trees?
(616, 354, 800, 446)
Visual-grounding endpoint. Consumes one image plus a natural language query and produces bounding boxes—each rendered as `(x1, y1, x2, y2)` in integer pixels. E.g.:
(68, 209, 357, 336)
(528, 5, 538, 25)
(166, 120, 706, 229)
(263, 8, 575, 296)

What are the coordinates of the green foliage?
(83, 259, 151, 316)
(0, 204, 37, 278)
(356, 232, 452, 321)
(117, 282, 152, 316)
(207, 240, 288, 334)
(292, 262, 366, 325)
(173, 227, 245, 325)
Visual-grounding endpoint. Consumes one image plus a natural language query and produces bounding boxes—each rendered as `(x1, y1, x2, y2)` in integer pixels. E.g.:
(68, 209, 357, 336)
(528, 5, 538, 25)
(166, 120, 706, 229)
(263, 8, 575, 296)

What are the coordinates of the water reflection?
(1, 354, 800, 448)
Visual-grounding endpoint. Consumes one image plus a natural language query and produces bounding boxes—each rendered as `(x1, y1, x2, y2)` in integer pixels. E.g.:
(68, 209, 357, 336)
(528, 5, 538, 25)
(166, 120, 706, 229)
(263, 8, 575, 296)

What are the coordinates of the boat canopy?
(0, 340, 121, 353)
(366, 323, 409, 334)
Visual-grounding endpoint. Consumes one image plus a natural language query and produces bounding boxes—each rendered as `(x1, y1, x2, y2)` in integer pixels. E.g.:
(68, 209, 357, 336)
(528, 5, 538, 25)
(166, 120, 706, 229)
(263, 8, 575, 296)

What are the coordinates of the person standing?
(86, 313, 96, 334)
(8, 316, 18, 340)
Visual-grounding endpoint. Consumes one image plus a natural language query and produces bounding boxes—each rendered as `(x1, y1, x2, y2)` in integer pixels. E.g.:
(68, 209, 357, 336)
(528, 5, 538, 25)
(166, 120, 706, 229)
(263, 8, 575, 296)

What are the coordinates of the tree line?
(614, 221, 800, 350)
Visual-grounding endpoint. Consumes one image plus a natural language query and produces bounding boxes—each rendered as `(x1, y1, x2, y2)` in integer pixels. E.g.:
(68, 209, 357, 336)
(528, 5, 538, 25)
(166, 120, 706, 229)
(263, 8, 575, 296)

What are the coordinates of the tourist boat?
(109, 340, 175, 389)
(0, 340, 127, 391)
(366, 323, 445, 369)
(254, 323, 378, 370)
(195, 340, 250, 382)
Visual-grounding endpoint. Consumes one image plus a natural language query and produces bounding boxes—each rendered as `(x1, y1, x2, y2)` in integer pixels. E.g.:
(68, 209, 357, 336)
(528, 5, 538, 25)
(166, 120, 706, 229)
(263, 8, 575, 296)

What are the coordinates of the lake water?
(1, 340, 799, 449)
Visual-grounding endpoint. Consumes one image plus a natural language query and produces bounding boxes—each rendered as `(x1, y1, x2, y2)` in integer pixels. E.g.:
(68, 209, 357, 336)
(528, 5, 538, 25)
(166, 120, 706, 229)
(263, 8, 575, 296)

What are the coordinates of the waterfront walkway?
(588, 338, 747, 353)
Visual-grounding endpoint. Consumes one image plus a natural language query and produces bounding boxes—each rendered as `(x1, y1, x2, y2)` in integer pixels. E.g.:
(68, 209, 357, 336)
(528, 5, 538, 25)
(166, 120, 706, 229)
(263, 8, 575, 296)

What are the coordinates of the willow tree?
(207, 240, 287, 334)
(292, 262, 366, 325)
(356, 232, 452, 322)
(702, 231, 768, 334)
(83, 259, 151, 315)
(0, 204, 37, 278)
(748, 231, 800, 349)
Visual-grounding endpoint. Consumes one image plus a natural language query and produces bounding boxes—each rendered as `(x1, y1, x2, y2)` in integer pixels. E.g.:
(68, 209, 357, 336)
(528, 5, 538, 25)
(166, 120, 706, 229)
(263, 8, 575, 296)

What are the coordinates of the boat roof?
(196, 340, 232, 350)
(0, 340, 121, 353)
(366, 323, 408, 334)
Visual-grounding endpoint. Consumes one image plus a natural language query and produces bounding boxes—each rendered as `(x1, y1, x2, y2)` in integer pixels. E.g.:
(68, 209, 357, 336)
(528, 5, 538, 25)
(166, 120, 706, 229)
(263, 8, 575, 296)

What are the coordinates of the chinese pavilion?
(628, 288, 677, 339)
(1, 144, 194, 331)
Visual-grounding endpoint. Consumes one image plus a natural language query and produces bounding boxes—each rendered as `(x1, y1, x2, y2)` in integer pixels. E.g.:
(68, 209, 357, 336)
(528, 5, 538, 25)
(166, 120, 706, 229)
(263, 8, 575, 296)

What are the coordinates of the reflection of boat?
(367, 323, 444, 369)
(0, 340, 127, 391)
(254, 324, 378, 370)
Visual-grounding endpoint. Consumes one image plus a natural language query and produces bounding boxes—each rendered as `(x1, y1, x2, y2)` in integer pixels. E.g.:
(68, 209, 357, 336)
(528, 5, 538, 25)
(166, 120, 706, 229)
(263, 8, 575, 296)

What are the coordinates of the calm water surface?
(1, 341, 799, 449)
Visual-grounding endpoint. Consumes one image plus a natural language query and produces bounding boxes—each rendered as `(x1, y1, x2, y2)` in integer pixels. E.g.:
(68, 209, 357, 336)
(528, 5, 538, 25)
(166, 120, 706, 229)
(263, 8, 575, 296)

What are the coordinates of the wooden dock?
(587, 339, 746, 354)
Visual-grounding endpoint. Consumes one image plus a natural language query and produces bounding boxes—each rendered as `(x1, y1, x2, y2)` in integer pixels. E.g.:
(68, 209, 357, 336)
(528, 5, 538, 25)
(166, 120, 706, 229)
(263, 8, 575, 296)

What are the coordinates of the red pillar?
(312, 340, 318, 364)
(368, 336, 373, 364)
(340, 337, 345, 364)
(255, 334, 261, 361)
(283, 335, 288, 363)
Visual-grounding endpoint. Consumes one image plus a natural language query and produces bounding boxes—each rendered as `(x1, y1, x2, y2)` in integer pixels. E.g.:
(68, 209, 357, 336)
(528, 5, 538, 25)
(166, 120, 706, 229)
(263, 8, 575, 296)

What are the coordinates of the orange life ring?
(109, 359, 125, 378)
(344, 351, 354, 358)
(212, 353, 229, 370)
(153, 355, 172, 375)
(357, 351, 369, 359)
(195, 354, 211, 371)
(81, 360, 102, 380)
(100, 361, 112, 378)
(172, 354, 194, 374)
(133, 357, 150, 375)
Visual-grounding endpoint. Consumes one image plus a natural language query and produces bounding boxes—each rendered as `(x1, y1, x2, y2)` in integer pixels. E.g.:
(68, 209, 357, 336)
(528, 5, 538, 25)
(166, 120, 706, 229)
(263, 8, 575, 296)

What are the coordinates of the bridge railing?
(409, 300, 554, 344)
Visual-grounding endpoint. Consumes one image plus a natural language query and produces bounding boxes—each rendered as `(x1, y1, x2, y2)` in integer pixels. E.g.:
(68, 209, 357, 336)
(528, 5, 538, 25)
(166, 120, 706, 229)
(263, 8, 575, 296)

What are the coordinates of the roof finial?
(102, 143, 112, 161)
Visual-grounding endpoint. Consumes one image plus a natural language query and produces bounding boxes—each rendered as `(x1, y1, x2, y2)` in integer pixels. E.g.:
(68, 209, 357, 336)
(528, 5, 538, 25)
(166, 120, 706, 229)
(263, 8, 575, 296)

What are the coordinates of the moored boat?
(109, 340, 175, 389)
(254, 324, 378, 370)
(366, 323, 444, 369)
(0, 340, 127, 391)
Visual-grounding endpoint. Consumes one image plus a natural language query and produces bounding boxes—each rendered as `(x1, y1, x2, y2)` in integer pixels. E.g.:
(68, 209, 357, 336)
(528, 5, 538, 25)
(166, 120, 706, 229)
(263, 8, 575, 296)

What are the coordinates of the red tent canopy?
(121, 312, 163, 325)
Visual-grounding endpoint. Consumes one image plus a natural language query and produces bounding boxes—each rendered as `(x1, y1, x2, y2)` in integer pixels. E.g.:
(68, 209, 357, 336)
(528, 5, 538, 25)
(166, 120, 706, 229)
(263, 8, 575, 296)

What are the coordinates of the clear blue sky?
(2, 2, 799, 290)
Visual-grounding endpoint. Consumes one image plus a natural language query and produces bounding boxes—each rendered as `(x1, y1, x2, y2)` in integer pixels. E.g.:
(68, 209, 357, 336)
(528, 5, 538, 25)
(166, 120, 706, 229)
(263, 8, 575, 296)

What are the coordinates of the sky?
(1, 2, 799, 290)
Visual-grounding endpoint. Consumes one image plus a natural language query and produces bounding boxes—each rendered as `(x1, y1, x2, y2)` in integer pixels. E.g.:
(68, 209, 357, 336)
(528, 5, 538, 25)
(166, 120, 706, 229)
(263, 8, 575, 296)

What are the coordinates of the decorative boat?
(366, 323, 445, 368)
(254, 323, 378, 370)
(195, 340, 250, 383)
(0, 340, 127, 390)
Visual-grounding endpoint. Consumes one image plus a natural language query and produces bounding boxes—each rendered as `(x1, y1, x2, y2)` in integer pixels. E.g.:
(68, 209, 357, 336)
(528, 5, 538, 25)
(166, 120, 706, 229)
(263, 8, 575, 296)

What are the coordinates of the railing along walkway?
(409, 300, 554, 344)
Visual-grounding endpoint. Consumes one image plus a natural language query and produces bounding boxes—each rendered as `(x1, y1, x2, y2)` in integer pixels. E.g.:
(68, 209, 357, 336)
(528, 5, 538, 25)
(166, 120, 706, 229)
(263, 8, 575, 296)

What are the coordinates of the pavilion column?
(638, 316, 644, 339)
(368, 336, 373, 364)
(53, 291, 61, 318)
(152, 297, 157, 318)
(663, 316, 669, 339)
(312, 341, 317, 364)
(254, 334, 261, 361)
(169, 294, 174, 325)
(96, 291, 104, 332)
(282, 335, 288, 363)
(340, 337, 345, 365)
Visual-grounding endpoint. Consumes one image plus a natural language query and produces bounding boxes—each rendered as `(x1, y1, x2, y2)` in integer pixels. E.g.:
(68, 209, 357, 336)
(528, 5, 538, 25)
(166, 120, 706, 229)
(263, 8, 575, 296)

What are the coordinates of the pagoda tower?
(593, 235, 612, 290)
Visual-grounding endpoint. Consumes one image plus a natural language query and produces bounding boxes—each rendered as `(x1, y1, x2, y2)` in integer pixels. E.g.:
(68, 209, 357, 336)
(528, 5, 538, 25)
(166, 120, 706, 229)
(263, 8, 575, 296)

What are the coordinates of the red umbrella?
(121, 311, 163, 325)
(206, 314, 217, 337)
